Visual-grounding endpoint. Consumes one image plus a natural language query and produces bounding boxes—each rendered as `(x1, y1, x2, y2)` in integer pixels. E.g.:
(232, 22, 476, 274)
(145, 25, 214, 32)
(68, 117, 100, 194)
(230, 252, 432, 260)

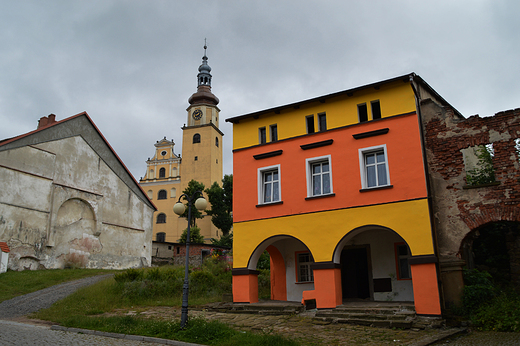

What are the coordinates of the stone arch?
(332, 224, 414, 302)
(54, 198, 101, 268)
(460, 221, 520, 286)
(245, 235, 313, 302)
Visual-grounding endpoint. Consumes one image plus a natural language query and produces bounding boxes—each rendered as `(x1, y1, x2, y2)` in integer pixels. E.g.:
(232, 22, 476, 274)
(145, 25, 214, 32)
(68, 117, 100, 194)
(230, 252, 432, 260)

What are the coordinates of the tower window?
(259, 127, 266, 144)
(195, 156, 198, 161)
(159, 167, 166, 178)
(215, 137, 219, 147)
(371, 100, 381, 120)
(156, 232, 166, 242)
(193, 133, 201, 144)
(306, 115, 315, 134)
(358, 103, 368, 123)
(158, 190, 167, 200)
(156, 214, 166, 224)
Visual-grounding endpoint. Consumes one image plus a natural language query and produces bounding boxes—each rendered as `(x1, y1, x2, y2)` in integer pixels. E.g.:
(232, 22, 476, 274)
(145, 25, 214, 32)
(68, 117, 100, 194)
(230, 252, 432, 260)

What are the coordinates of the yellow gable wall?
(232, 199, 434, 268)
(232, 81, 416, 150)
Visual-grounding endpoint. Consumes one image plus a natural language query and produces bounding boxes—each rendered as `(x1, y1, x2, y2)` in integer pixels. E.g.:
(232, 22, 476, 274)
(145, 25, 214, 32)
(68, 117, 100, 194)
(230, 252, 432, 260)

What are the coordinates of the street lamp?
(173, 191, 208, 329)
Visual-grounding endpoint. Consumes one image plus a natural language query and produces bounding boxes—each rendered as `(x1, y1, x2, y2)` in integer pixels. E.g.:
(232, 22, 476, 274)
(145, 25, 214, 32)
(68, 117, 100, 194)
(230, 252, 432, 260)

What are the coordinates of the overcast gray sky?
(1, 1, 518, 180)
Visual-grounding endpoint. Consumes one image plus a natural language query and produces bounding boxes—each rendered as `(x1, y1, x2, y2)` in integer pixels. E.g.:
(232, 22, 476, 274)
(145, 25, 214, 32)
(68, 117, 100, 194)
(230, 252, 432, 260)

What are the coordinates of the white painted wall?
(347, 229, 414, 302)
(272, 239, 315, 302)
(0, 136, 154, 270)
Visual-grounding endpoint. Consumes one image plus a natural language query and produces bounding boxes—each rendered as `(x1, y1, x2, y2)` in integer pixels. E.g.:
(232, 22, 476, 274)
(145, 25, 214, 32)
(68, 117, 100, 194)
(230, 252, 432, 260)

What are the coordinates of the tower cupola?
(188, 43, 219, 106)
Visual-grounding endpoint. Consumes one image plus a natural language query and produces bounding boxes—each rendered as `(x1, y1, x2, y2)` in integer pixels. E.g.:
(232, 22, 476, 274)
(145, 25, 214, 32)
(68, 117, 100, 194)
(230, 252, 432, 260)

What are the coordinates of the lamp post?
(173, 191, 208, 329)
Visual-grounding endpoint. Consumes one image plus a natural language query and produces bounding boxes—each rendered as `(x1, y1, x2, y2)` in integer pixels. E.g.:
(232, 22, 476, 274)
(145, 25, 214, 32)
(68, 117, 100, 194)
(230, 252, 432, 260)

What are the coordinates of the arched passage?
(461, 221, 520, 287)
(233, 235, 312, 304)
(332, 225, 414, 302)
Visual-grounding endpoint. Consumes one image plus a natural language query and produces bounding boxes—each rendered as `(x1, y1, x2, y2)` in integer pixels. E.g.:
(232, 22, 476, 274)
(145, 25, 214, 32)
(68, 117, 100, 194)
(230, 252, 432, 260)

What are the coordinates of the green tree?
(205, 175, 233, 236)
(179, 226, 205, 244)
(179, 179, 206, 227)
(466, 145, 495, 186)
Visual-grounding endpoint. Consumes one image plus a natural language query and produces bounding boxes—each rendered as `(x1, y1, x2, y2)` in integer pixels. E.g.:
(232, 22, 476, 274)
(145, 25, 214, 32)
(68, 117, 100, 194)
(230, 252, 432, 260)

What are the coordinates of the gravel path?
(0, 274, 112, 320)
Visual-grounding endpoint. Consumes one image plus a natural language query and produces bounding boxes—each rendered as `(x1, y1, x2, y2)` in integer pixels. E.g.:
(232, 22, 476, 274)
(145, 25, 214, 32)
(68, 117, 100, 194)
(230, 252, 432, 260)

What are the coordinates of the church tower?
(140, 44, 223, 243)
(181, 44, 223, 190)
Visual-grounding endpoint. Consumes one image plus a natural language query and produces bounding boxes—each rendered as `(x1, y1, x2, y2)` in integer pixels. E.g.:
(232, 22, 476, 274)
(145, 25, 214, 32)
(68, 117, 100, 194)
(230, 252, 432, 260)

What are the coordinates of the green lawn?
(0, 268, 113, 302)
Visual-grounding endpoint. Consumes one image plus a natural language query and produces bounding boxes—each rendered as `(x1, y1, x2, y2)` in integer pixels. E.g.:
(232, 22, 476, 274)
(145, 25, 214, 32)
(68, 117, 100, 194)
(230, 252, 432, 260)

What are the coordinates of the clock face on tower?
(192, 109, 203, 120)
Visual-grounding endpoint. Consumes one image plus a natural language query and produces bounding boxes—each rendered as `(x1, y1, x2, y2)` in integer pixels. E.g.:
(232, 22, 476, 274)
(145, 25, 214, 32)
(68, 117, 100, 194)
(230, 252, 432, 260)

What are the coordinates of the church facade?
(140, 47, 224, 243)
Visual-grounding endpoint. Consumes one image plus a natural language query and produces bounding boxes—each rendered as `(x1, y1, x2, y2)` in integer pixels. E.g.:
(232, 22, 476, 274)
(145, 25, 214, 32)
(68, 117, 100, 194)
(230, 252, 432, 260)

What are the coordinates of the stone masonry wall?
(421, 101, 520, 304)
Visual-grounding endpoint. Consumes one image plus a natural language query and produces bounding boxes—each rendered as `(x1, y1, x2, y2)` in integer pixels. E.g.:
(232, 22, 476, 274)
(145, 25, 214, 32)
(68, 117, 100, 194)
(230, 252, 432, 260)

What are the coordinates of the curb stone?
(50, 325, 203, 346)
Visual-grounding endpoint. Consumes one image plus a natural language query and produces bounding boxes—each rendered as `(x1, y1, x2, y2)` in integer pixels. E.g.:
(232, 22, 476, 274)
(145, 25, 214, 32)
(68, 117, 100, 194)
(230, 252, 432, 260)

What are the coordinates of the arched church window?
(193, 133, 201, 144)
(159, 167, 166, 178)
(215, 137, 219, 147)
(158, 190, 167, 200)
(157, 214, 166, 224)
(156, 232, 166, 241)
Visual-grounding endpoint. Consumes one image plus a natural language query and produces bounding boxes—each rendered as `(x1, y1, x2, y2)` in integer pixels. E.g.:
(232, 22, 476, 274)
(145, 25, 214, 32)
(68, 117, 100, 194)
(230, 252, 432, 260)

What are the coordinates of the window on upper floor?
(371, 100, 381, 120)
(318, 113, 327, 131)
(215, 137, 219, 147)
(156, 232, 166, 242)
(156, 214, 166, 224)
(306, 115, 315, 134)
(193, 133, 201, 144)
(359, 145, 390, 189)
(259, 127, 266, 144)
(358, 103, 368, 123)
(296, 252, 314, 282)
(158, 189, 167, 200)
(147, 190, 153, 200)
(270, 124, 278, 142)
(170, 188, 176, 198)
(395, 243, 411, 280)
(258, 165, 281, 204)
(159, 167, 166, 178)
(306, 155, 333, 197)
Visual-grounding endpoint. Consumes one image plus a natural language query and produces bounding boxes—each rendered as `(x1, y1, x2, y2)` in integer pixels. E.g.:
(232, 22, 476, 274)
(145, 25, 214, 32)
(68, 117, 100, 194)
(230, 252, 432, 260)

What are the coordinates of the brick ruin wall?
(422, 101, 520, 292)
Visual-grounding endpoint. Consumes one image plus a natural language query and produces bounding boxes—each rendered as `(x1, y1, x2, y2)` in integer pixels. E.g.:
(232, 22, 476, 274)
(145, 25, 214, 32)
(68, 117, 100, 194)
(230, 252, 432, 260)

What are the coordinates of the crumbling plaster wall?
(0, 136, 153, 270)
(422, 102, 520, 260)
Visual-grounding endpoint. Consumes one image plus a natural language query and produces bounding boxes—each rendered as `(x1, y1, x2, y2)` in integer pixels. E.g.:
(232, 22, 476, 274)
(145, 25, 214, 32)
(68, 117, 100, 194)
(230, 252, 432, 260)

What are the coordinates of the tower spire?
(189, 41, 219, 106)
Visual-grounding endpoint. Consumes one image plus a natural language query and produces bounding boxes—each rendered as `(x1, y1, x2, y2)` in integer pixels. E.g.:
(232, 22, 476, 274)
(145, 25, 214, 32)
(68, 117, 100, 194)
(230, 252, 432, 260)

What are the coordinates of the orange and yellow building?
(226, 74, 442, 316)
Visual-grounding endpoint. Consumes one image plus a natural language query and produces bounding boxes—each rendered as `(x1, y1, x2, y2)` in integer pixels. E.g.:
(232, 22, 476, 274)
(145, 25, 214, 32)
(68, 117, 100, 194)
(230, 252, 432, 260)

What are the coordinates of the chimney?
(37, 114, 57, 129)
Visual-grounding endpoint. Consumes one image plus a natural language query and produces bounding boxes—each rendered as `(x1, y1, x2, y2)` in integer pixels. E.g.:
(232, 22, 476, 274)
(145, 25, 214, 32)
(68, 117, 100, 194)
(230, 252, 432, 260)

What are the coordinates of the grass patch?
(54, 315, 298, 345)
(0, 268, 113, 302)
(33, 258, 296, 345)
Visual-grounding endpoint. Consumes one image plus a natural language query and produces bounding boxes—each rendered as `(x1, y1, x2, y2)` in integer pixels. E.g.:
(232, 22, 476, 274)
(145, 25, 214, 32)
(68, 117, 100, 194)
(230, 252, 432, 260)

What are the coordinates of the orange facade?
(233, 112, 427, 223)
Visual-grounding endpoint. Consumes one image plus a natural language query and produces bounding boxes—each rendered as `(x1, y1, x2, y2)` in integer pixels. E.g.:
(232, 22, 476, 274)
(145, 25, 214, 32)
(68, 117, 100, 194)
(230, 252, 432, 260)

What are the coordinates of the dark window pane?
(318, 113, 327, 131)
(259, 128, 266, 144)
(270, 125, 278, 141)
(306, 116, 315, 134)
(358, 104, 368, 122)
(372, 100, 381, 120)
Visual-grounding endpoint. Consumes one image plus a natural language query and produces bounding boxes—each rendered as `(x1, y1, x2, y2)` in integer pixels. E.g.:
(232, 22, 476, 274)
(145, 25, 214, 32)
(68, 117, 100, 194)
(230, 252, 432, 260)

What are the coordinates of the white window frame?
(257, 164, 281, 205)
(305, 155, 333, 197)
(296, 252, 314, 283)
(358, 144, 390, 189)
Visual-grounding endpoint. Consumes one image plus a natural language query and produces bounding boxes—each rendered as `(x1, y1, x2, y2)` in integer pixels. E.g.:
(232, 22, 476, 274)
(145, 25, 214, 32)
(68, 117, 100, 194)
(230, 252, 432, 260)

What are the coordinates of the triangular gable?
(0, 112, 156, 211)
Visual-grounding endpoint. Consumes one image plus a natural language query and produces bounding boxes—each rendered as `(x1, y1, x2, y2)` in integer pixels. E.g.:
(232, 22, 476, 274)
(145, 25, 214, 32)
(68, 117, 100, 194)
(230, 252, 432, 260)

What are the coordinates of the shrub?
(114, 268, 143, 283)
(471, 289, 520, 332)
(462, 268, 495, 314)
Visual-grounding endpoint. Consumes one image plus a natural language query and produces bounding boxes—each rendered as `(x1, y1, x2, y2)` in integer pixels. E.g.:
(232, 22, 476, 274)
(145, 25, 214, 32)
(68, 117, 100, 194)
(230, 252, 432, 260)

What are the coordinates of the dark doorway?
(341, 247, 371, 299)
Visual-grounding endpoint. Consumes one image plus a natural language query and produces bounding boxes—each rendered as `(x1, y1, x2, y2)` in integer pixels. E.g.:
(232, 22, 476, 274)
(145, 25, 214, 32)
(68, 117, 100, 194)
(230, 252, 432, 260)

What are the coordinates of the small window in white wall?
(258, 164, 281, 204)
(359, 145, 390, 189)
(306, 155, 333, 197)
(296, 252, 314, 282)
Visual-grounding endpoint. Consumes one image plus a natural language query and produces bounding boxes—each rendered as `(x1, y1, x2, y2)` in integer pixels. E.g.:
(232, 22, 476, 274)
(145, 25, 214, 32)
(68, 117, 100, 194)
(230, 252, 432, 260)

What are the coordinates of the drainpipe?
(409, 74, 444, 307)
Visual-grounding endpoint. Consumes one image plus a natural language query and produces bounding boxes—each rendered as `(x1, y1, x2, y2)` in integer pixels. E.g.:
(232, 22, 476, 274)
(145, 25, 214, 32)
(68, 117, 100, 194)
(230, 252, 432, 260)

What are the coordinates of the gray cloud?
(1, 1, 519, 179)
